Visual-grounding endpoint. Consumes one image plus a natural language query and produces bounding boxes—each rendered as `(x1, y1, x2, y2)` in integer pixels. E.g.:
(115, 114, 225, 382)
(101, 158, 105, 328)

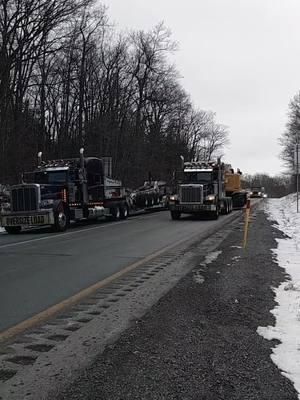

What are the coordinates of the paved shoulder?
(56, 208, 298, 400)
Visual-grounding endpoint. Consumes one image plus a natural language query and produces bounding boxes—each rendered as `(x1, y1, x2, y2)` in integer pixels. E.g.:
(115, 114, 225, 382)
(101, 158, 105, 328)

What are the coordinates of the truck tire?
(226, 200, 231, 214)
(111, 206, 121, 221)
(53, 209, 69, 232)
(5, 226, 21, 234)
(170, 210, 181, 220)
(221, 201, 227, 215)
(120, 205, 129, 219)
(211, 207, 219, 220)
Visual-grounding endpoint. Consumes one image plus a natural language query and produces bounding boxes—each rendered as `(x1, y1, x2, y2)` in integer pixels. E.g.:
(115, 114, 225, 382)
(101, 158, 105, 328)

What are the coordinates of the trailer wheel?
(120, 205, 129, 219)
(221, 201, 227, 215)
(226, 202, 229, 214)
(170, 210, 181, 220)
(5, 226, 21, 234)
(53, 209, 69, 232)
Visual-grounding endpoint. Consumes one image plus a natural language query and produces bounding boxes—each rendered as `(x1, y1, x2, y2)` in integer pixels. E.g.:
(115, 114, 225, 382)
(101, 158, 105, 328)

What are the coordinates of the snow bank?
(258, 194, 300, 397)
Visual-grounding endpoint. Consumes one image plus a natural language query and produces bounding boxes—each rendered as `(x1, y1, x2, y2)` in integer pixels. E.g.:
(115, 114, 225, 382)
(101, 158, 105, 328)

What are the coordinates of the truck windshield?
(35, 170, 68, 185)
(184, 171, 212, 183)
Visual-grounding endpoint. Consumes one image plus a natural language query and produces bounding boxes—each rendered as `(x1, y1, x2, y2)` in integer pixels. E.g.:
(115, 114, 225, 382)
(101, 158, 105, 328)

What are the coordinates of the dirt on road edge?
(56, 206, 297, 400)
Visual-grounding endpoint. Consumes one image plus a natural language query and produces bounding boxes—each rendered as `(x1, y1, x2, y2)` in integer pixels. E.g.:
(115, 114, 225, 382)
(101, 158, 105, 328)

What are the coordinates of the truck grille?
(11, 186, 39, 212)
(180, 185, 203, 203)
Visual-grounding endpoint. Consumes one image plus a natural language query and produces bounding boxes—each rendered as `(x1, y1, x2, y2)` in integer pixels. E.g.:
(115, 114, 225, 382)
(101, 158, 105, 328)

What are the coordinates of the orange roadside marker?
(242, 199, 251, 249)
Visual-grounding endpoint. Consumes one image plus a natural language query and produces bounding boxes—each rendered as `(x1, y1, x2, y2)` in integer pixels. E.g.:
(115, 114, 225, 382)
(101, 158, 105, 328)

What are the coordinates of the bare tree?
(0, 5, 230, 186)
(279, 91, 300, 171)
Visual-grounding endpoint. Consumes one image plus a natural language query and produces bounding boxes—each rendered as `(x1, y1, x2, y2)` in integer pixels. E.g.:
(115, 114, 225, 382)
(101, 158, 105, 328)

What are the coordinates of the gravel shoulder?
(56, 207, 298, 400)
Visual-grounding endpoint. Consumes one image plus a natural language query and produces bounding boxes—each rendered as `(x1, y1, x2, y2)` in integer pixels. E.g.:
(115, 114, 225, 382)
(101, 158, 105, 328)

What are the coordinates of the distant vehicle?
(250, 186, 266, 198)
(168, 158, 233, 220)
(0, 149, 167, 234)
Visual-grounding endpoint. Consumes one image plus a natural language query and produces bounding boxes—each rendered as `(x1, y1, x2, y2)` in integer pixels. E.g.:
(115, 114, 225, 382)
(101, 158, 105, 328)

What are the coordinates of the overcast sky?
(102, 0, 300, 175)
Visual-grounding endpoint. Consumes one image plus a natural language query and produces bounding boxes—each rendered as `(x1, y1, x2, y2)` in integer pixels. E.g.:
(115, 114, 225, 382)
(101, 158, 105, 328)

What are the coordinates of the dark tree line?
(0, 1, 229, 186)
(280, 92, 300, 171)
(279, 91, 300, 192)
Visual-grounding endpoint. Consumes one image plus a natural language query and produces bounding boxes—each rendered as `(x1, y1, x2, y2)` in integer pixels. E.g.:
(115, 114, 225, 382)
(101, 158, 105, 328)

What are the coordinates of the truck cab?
(168, 160, 232, 220)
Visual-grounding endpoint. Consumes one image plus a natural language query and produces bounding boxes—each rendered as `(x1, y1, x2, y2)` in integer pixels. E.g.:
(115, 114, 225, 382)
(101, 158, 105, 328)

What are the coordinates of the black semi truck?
(0, 149, 131, 233)
(0, 149, 169, 234)
(168, 158, 233, 220)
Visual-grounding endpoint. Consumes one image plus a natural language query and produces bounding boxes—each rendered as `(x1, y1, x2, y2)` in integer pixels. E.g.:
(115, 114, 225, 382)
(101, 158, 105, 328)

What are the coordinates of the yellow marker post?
(242, 199, 251, 249)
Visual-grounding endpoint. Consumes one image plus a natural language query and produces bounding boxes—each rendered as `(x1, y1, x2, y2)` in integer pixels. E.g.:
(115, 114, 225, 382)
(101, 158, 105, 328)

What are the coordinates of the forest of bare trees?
(280, 91, 300, 170)
(279, 91, 300, 192)
(0, 0, 229, 187)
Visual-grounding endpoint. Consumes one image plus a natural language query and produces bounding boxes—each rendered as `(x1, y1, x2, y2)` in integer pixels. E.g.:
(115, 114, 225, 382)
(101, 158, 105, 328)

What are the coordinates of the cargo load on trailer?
(224, 166, 248, 208)
(129, 180, 169, 209)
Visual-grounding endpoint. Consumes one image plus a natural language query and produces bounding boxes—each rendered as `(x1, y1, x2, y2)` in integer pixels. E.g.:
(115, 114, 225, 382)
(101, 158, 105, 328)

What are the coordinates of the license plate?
(1, 214, 49, 226)
(171, 204, 216, 211)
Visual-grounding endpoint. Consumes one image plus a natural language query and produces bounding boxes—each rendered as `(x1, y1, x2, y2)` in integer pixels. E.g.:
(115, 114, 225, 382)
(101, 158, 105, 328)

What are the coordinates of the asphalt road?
(0, 210, 241, 333)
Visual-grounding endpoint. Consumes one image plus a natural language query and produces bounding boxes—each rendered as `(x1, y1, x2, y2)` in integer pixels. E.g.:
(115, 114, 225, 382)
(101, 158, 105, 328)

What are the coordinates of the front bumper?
(0, 210, 54, 227)
(169, 203, 216, 212)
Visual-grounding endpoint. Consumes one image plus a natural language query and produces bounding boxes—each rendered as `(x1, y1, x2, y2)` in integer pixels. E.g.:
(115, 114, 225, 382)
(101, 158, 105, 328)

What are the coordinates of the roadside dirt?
(56, 207, 297, 400)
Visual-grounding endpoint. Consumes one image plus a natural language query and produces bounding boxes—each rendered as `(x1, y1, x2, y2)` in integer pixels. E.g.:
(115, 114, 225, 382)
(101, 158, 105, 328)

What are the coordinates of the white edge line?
(0, 219, 138, 249)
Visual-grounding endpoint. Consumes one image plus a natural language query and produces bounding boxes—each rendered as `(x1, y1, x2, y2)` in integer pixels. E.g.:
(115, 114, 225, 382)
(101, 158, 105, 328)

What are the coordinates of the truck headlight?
(169, 195, 178, 201)
(1, 202, 10, 211)
(205, 195, 215, 201)
(40, 199, 54, 208)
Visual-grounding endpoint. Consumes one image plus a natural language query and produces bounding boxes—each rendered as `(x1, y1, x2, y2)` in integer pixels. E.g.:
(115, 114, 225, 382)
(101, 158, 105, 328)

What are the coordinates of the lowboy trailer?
(0, 150, 169, 234)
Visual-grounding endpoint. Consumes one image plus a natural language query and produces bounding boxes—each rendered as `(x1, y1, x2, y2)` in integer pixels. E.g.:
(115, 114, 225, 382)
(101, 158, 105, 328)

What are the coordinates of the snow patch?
(232, 255, 241, 261)
(199, 250, 222, 268)
(230, 245, 242, 249)
(193, 250, 222, 284)
(193, 272, 205, 284)
(257, 194, 300, 398)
